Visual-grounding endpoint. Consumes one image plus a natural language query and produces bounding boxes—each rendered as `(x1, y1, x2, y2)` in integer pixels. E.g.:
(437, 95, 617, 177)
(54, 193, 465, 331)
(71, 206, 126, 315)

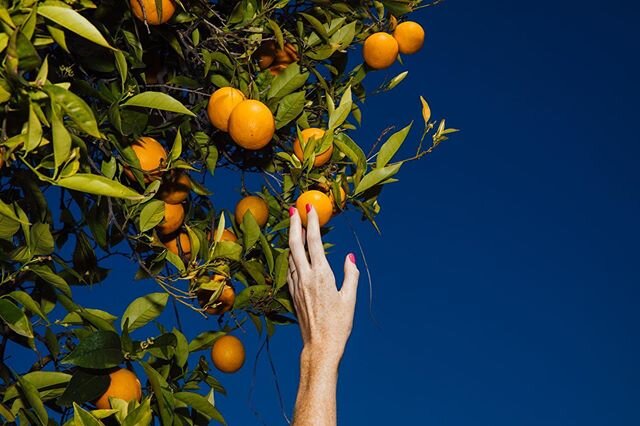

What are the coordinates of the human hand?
(287, 204, 359, 365)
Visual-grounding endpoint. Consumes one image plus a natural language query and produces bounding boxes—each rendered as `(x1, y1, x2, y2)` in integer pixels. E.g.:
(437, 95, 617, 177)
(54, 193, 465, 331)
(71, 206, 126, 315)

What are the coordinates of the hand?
(287, 204, 359, 365)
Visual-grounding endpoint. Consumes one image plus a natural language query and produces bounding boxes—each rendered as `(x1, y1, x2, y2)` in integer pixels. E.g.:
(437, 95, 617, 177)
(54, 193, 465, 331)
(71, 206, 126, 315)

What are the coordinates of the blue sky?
(9, 0, 640, 424)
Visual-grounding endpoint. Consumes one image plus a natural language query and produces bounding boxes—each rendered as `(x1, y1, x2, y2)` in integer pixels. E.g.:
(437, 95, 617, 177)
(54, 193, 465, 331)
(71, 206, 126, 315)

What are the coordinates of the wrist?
(301, 344, 342, 370)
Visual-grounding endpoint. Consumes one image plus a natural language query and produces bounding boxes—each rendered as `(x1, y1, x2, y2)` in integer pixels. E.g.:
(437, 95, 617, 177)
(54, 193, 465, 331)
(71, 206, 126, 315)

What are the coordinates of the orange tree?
(0, 0, 456, 423)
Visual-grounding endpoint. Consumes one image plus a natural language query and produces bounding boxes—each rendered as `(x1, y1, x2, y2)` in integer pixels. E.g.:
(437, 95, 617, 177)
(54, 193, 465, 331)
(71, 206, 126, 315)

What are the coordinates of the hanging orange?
(293, 128, 333, 167)
(130, 0, 176, 25)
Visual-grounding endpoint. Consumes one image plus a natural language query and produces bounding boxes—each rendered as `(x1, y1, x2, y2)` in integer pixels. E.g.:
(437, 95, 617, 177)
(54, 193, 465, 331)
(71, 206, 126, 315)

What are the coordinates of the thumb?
(341, 253, 359, 303)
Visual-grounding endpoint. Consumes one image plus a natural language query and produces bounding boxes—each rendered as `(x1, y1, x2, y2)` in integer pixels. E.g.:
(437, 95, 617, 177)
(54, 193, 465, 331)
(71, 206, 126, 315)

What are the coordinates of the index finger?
(288, 207, 310, 274)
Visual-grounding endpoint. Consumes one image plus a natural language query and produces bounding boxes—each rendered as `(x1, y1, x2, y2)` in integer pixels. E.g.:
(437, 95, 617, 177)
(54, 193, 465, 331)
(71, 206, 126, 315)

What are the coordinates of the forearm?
(292, 348, 340, 426)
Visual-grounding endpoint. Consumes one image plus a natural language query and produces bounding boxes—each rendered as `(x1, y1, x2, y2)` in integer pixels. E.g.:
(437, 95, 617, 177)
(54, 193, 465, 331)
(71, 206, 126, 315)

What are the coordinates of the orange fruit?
(158, 171, 191, 204)
(274, 43, 299, 65)
(228, 100, 275, 150)
(362, 32, 399, 70)
(130, 0, 175, 25)
(124, 137, 168, 183)
(198, 276, 235, 315)
(211, 335, 245, 373)
(207, 87, 246, 132)
(256, 41, 299, 70)
(296, 190, 333, 227)
(235, 196, 269, 227)
(94, 368, 142, 409)
(292, 128, 333, 167)
(156, 202, 184, 235)
(393, 21, 425, 55)
(268, 63, 288, 76)
(256, 40, 277, 69)
(161, 231, 191, 259)
(220, 229, 238, 242)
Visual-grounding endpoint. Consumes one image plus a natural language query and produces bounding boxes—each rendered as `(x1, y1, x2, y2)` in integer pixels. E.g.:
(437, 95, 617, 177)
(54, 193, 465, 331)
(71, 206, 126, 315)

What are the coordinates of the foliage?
(0, 0, 456, 423)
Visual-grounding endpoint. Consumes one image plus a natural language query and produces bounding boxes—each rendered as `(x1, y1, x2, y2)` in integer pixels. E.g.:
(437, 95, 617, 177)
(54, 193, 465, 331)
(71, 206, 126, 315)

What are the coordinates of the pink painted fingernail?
(289, 206, 296, 217)
(305, 203, 312, 213)
(348, 253, 356, 264)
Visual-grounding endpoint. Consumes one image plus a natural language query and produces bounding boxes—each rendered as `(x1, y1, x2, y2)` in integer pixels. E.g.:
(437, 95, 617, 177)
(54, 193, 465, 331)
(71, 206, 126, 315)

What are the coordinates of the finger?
(288, 207, 310, 274)
(304, 204, 326, 266)
(340, 253, 360, 304)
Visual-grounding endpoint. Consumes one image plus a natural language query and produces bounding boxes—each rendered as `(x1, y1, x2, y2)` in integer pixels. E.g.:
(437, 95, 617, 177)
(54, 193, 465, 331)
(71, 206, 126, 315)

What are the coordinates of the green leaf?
(43, 84, 100, 138)
(25, 103, 42, 152)
(3, 371, 70, 402)
(29, 265, 72, 296)
(267, 19, 284, 49)
(73, 402, 104, 426)
(328, 86, 352, 130)
(114, 50, 127, 90)
(140, 362, 173, 425)
(387, 71, 409, 90)
(188, 331, 224, 353)
(275, 91, 306, 129)
(333, 133, 366, 183)
(175, 392, 226, 425)
(172, 328, 189, 368)
(121, 292, 169, 332)
(122, 397, 152, 426)
(274, 249, 290, 290)
(50, 103, 72, 168)
(29, 222, 54, 255)
(211, 241, 242, 261)
(169, 130, 182, 162)
(7, 291, 47, 322)
(300, 12, 329, 41)
(329, 21, 356, 50)
(139, 200, 165, 232)
(376, 123, 412, 168)
(56, 173, 143, 200)
(241, 211, 261, 251)
(37, 5, 113, 50)
(268, 63, 309, 99)
(354, 163, 402, 195)
(122, 92, 196, 117)
(62, 330, 123, 369)
(16, 374, 48, 425)
(0, 299, 33, 338)
(57, 370, 109, 407)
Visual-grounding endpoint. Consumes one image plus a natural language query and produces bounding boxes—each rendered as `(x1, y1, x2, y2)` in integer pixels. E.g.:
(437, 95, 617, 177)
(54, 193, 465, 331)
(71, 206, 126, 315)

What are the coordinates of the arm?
(287, 204, 359, 426)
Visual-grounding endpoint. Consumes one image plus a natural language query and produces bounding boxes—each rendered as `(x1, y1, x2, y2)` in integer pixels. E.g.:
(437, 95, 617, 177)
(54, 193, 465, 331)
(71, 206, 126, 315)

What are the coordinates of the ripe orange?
(268, 63, 288, 76)
(235, 196, 269, 227)
(198, 276, 235, 315)
(228, 100, 275, 150)
(211, 335, 245, 373)
(293, 128, 333, 167)
(124, 136, 167, 183)
(256, 41, 277, 69)
(158, 171, 191, 204)
(130, 0, 175, 25)
(274, 43, 299, 65)
(362, 32, 399, 70)
(256, 41, 299, 71)
(296, 190, 333, 227)
(207, 87, 246, 132)
(393, 21, 425, 55)
(94, 368, 142, 409)
(161, 231, 191, 259)
(210, 228, 238, 243)
(156, 202, 184, 235)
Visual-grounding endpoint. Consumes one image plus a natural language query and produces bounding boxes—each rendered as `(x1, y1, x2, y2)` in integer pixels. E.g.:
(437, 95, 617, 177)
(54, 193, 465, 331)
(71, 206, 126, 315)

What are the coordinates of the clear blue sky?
(11, 0, 640, 424)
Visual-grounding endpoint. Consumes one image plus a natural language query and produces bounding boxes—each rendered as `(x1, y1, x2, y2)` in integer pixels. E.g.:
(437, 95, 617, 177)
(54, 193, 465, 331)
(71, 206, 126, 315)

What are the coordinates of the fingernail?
(289, 206, 296, 217)
(348, 253, 356, 264)
(305, 203, 312, 213)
